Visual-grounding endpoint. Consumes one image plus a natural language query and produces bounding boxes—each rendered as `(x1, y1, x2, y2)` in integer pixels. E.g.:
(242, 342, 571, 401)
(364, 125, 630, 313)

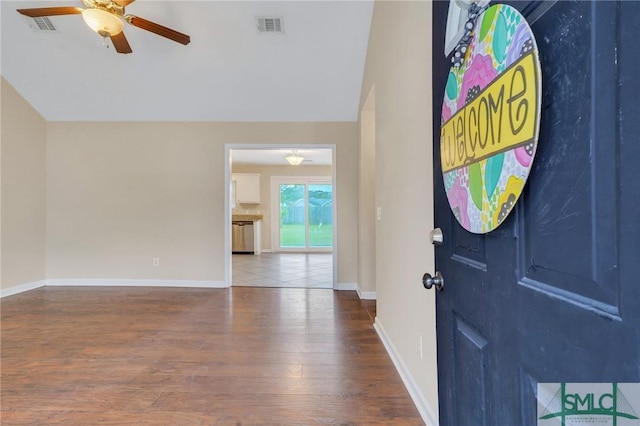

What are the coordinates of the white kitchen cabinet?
(232, 173, 261, 204)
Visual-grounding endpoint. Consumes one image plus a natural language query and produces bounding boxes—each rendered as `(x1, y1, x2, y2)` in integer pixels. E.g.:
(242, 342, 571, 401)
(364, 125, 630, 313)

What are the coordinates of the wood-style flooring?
(1, 287, 423, 425)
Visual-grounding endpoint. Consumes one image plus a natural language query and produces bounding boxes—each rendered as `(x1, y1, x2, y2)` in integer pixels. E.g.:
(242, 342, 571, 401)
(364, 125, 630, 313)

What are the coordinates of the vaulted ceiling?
(1, 1, 373, 122)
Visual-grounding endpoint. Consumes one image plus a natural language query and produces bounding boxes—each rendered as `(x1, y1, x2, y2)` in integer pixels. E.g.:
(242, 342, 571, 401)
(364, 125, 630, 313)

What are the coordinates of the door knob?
(422, 271, 445, 291)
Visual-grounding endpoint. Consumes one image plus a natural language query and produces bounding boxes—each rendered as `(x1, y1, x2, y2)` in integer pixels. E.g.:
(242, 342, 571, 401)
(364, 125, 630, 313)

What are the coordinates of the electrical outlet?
(152, 257, 160, 267)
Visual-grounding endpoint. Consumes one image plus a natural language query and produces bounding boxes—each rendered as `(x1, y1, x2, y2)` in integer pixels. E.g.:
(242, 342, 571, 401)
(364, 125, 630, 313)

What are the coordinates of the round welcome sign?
(441, 4, 541, 234)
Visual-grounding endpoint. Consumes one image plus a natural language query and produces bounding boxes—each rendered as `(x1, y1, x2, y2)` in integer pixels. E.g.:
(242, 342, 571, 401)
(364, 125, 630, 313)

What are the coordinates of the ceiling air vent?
(256, 17, 284, 34)
(27, 16, 58, 32)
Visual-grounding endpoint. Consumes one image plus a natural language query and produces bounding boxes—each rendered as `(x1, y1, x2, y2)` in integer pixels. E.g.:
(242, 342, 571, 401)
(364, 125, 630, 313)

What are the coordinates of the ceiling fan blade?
(111, 32, 132, 54)
(125, 15, 190, 45)
(17, 7, 83, 18)
(113, 0, 135, 7)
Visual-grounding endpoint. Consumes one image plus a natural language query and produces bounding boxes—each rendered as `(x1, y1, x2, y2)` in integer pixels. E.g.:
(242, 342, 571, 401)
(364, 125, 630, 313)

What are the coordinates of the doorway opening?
(224, 145, 336, 289)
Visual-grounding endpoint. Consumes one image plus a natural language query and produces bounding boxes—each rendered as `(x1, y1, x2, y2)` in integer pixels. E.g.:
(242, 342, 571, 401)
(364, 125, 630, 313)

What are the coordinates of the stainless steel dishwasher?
(232, 221, 255, 254)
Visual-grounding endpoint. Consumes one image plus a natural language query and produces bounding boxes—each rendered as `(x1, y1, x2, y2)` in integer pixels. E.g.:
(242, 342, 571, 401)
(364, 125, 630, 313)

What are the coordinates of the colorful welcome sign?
(441, 4, 541, 234)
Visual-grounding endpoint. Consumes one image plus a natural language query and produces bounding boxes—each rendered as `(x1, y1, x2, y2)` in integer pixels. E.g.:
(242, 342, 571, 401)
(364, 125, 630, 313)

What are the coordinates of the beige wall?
(359, 88, 376, 294)
(46, 122, 358, 285)
(1, 77, 47, 290)
(359, 0, 438, 421)
(0, 78, 2, 287)
(231, 164, 332, 251)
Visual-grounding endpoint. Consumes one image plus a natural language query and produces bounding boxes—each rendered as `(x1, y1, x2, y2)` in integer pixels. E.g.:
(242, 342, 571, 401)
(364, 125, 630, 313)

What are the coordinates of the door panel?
(518, 367, 540, 424)
(452, 316, 490, 426)
(432, 1, 640, 424)
(279, 184, 306, 248)
(515, 0, 620, 315)
(308, 183, 333, 248)
(450, 222, 487, 270)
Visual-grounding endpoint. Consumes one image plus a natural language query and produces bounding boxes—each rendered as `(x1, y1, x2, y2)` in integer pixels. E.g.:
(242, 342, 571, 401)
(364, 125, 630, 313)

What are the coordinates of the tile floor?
(232, 253, 333, 288)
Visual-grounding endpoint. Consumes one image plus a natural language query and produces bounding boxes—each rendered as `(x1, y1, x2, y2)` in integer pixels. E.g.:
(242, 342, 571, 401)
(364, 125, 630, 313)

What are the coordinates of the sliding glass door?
(279, 184, 306, 248)
(276, 178, 332, 251)
(308, 183, 332, 247)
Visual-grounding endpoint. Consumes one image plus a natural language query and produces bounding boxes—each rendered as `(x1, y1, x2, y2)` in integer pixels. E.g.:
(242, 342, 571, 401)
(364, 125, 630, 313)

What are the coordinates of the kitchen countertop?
(232, 214, 263, 221)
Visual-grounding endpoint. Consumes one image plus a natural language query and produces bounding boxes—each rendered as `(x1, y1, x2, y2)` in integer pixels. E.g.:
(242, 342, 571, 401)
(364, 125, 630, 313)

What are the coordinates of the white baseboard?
(335, 283, 376, 299)
(356, 287, 377, 300)
(46, 279, 230, 288)
(0, 280, 47, 298)
(334, 282, 357, 291)
(375, 319, 439, 426)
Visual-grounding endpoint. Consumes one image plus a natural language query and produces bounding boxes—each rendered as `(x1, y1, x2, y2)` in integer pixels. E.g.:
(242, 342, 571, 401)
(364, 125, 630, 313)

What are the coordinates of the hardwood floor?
(1, 287, 423, 425)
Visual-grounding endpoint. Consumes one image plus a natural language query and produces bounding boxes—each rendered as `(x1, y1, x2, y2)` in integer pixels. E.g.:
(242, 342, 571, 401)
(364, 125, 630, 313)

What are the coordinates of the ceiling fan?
(17, 0, 190, 54)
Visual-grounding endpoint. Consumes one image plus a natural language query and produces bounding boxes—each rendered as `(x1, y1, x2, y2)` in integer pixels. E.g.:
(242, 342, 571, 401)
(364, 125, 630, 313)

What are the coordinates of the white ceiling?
(0, 0, 373, 122)
(231, 148, 332, 166)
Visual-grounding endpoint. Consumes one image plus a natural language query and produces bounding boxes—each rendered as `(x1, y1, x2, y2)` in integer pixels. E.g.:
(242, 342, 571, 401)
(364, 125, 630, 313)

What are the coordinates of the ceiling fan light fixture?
(286, 151, 304, 166)
(82, 8, 124, 37)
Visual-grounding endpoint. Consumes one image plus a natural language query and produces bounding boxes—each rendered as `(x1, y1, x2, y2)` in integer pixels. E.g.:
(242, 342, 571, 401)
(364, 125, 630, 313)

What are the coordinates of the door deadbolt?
(430, 228, 443, 246)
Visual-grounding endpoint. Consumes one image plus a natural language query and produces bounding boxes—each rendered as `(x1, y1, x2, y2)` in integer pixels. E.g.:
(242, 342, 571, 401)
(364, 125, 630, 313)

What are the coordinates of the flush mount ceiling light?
(286, 150, 304, 166)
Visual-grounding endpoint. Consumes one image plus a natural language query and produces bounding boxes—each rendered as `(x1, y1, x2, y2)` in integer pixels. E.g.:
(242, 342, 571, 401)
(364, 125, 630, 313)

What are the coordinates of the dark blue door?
(431, 1, 640, 424)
